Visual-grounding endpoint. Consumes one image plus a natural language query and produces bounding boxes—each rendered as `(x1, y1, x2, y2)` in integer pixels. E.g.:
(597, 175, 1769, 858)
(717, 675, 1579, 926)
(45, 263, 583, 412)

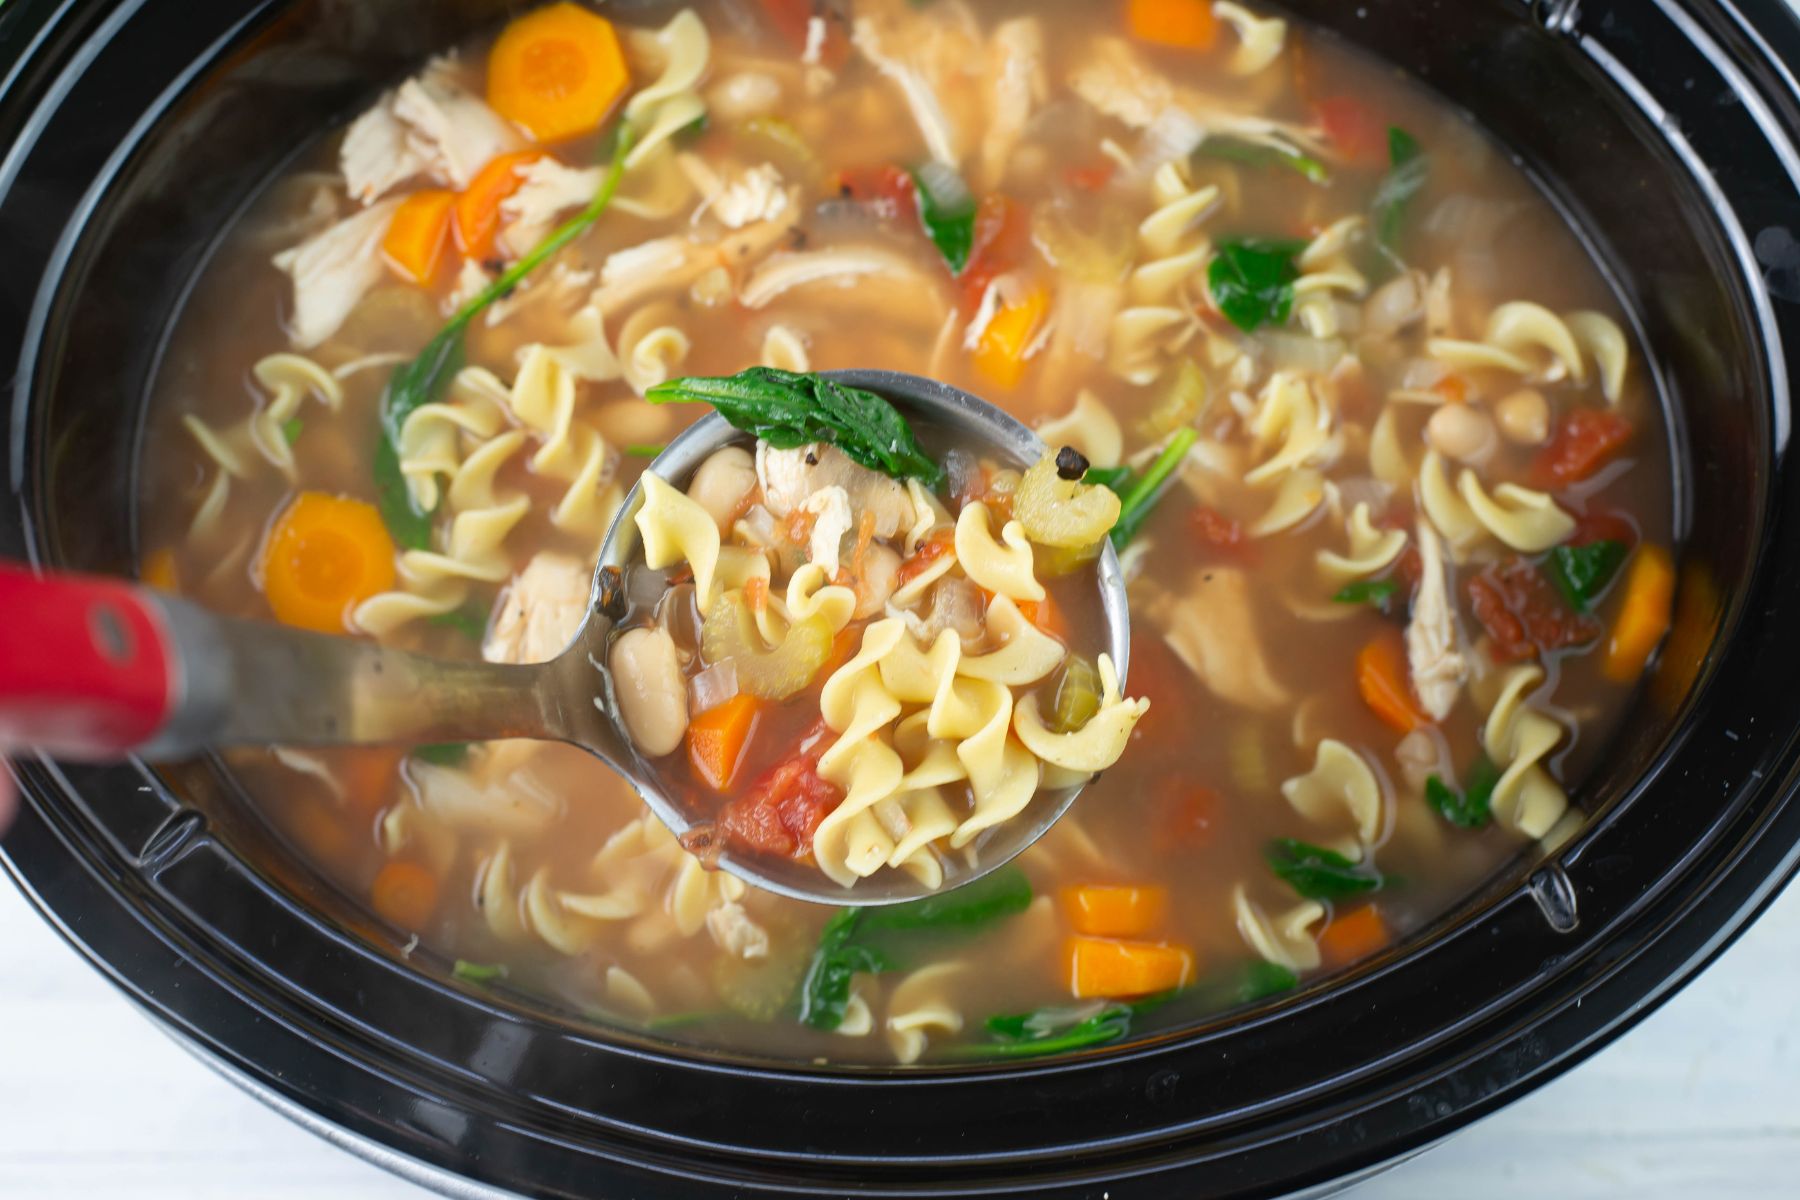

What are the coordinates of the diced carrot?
(1125, 0, 1220, 51)
(688, 694, 762, 792)
(1431, 373, 1468, 404)
(259, 492, 397, 634)
(972, 284, 1051, 390)
(1356, 632, 1427, 732)
(382, 189, 456, 285)
(337, 748, 406, 814)
(1065, 162, 1115, 191)
(370, 860, 440, 930)
(1602, 542, 1674, 682)
(1063, 885, 1169, 938)
(453, 149, 547, 260)
(1015, 592, 1068, 638)
(1319, 904, 1389, 968)
(1066, 936, 1196, 998)
(486, 2, 630, 143)
(140, 547, 179, 593)
(287, 799, 351, 863)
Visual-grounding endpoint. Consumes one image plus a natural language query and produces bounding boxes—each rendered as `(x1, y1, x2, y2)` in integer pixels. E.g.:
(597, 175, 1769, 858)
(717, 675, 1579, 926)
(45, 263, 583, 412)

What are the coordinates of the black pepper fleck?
(805, 450, 819, 466)
(481, 257, 505, 274)
(598, 565, 627, 620)
(1054, 445, 1090, 480)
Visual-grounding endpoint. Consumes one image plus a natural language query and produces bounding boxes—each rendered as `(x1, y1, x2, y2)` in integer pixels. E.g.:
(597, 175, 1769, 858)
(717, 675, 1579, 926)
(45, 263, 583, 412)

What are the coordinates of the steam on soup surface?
(138, 0, 1674, 1062)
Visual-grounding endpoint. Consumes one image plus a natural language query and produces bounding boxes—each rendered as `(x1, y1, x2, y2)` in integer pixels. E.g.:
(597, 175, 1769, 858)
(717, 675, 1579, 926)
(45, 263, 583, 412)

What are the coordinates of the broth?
(137, 0, 1673, 1063)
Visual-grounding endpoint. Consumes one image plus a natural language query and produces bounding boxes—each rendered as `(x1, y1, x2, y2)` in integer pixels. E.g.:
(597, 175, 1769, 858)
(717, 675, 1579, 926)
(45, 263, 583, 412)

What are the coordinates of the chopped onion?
(944, 448, 979, 501)
(690, 659, 740, 715)
(1263, 331, 1346, 374)
(736, 503, 781, 548)
(1130, 107, 1206, 176)
(912, 160, 973, 215)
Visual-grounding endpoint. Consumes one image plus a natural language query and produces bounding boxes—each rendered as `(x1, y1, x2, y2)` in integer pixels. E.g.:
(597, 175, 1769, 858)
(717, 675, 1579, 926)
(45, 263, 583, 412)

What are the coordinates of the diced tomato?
(1127, 632, 1200, 748)
(1570, 508, 1639, 550)
(758, 0, 849, 67)
(1468, 557, 1601, 662)
(1154, 782, 1222, 850)
(894, 532, 955, 589)
(1064, 162, 1115, 191)
(1190, 506, 1247, 555)
(1531, 409, 1635, 489)
(958, 194, 1030, 313)
(836, 165, 917, 225)
(1393, 545, 1423, 592)
(718, 743, 843, 859)
(1314, 94, 1384, 162)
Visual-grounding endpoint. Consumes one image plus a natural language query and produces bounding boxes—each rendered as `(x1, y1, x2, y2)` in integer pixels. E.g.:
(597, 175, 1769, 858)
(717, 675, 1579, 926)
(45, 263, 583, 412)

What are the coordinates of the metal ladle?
(0, 371, 1131, 905)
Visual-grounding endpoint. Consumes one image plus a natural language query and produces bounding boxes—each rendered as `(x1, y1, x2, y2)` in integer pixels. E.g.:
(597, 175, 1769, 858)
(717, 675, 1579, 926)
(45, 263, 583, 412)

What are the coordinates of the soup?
(137, 0, 1674, 1063)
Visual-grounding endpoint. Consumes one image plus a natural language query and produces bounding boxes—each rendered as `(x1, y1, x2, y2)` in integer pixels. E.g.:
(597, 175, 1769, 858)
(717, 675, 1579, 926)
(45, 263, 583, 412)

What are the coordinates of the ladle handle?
(0, 562, 571, 760)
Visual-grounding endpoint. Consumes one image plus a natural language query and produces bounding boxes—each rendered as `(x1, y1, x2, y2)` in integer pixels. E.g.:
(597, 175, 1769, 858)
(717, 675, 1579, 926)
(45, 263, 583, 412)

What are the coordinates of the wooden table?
(2, 872, 1795, 1198)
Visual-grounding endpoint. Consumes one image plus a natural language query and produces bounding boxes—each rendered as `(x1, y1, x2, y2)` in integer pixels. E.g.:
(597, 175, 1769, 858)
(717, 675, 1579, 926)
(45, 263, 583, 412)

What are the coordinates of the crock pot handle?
(0, 561, 175, 758)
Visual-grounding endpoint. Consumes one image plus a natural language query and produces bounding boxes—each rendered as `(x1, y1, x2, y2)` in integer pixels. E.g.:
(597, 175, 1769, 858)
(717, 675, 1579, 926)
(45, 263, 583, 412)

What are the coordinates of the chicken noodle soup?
(138, 0, 1674, 1063)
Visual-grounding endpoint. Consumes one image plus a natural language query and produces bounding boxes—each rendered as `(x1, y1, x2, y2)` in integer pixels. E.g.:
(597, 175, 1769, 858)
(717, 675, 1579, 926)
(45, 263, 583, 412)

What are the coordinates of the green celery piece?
(1110, 427, 1198, 546)
(281, 417, 304, 445)
(1265, 837, 1383, 900)
(623, 443, 666, 457)
(646, 368, 944, 487)
(452, 959, 506, 983)
(375, 123, 639, 546)
(1207, 238, 1306, 332)
(1085, 466, 1135, 493)
(1545, 539, 1628, 612)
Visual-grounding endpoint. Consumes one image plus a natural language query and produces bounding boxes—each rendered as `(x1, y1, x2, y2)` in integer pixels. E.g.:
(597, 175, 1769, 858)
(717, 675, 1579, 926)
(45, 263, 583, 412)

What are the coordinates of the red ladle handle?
(0, 562, 177, 758)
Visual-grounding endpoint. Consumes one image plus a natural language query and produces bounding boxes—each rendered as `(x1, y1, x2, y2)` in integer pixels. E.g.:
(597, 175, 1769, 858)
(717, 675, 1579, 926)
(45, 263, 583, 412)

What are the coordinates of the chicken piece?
(592, 208, 801, 315)
(755, 443, 916, 540)
(1405, 519, 1466, 720)
(738, 245, 938, 311)
(499, 158, 602, 258)
(707, 163, 791, 229)
(850, 0, 983, 166)
(706, 900, 771, 959)
(1151, 568, 1291, 712)
(483, 552, 593, 665)
(393, 59, 526, 190)
(271, 196, 403, 349)
(979, 18, 1047, 191)
(340, 93, 434, 204)
(802, 485, 854, 577)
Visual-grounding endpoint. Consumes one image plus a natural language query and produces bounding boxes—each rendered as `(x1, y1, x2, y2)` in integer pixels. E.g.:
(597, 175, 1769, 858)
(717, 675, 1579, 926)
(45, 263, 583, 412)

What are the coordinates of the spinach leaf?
(1207, 237, 1305, 332)
(452, 959, 506, 983)
(1265, 837, 1383, 900)
(623, 443, 666, 457)
(414, 742, 470, 766)
(910, 163, 976, 273)
(1545, 539, 1628, 612)
(281, 417, 305, 445)
(972, 1002, 1134, 1058)
(429, 604, 489, 641)
(1373, 125, 1429, 250)
(376, 123, 639, 546)
(1332, 578, 1401, 613)
(1197, 136, 1329, 184)
(860, 865, 1032, 935)
(647, 367, 944, 487)
(1110, 427, 1198, 546)
(1425, 754, 1500, 829)
(1236, 960, 1300, 1003)
(798, 909, 891, 1030)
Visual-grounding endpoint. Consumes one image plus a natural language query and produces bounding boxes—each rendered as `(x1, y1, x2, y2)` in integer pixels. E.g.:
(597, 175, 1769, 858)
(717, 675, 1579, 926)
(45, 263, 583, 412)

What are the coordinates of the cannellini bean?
(685, 446, 758, 532)
(1495, 388, 1551, 446)
(1425, 403, 1497, 463)
(854, 544, 901, 619)
(610, 627, 689, 757)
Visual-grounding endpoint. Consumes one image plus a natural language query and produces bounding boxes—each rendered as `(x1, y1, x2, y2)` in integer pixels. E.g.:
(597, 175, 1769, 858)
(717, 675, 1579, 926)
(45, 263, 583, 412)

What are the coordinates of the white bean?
(1425, 403, 1497, 463)
(686, 446, 758, 533)
(1495, 388, 1551, 446)
(610, 627, 689, 757)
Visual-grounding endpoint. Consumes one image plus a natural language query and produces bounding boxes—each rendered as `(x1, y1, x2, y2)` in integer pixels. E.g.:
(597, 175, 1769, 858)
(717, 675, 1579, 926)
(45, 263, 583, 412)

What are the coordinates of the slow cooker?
(5, 0, 1800, 1194)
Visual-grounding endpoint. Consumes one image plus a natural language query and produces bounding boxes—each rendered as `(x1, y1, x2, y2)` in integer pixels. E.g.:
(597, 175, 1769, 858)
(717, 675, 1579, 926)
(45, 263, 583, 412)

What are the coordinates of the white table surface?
(2, 870, 1796, 1199)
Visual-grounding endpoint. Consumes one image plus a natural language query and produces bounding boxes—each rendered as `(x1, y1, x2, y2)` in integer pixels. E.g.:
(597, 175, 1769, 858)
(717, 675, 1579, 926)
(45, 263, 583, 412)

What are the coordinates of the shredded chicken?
(499, 158, 602, 258)
(1150, 568, 1292, 712)
(483, 552, 592, 665)
(706, 163, 791, 229)
(1405, 519, 1466, 720)
(757, 443, 916, 540)
(979, 18, 1047, 191)
(340, 94, 434, 203)
(802, 485, 854, 577)
(392, 59, 526, 190)
(592, 208, 800, 315)
(850, 0, 982, 166)
(739, 245, 930, 309)
(706, 901, 770, 959)
(271, 197, 403, 349)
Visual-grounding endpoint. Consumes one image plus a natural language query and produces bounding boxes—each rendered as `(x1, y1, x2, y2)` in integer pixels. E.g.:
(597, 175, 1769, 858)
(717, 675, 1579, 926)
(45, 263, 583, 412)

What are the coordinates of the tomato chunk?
(958, 194, 1030, 313)
(1531, 409, 1634, 489)
(718, 737, 843, 860)
(1468, 557, 1601, 661)
(1314, 95, 1384, 162)
(836, 165, 917, 226)
(1189, 506, 1247, 555)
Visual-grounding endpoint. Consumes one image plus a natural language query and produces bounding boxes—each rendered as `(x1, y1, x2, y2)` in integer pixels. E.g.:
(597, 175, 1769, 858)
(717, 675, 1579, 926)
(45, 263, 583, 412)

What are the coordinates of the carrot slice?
(382, 188, 456, 284)
(1063, 885, 1169, 938)
(1067, 936, 1195, 998)
(1126, 0, 1220, 51)
(453, 149, 548, 260)
(260, 492, 397, 634)
(486, 2, 630, 143)
(1356, 632, 1427, 732)
(1602, 542, 1674, 683)
(338, 748, 406, 814)
(688, 694, 763, 792)
(140, 547, 179, 593)
(370, 861, 440, 930)
(1319, 904, 1389, 968)
(972, 284, 1050, 390)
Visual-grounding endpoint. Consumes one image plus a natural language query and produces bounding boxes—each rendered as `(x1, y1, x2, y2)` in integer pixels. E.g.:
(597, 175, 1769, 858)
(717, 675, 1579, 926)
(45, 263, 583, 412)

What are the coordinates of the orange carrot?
(260, 492, 397, 634)
(287, 799, 351, 863)
(1602, 543, 1674, 683)
(338, 748, 406, 814)
(1319, 904, 1390, 968)
(370, 861, 440, 930)
(1067, 936, 1195, 998)
(1125, 0, 1220, 51)
(1018, 593, 1068, 638)
(1063, 885, 1169, 938)
(486, 2, 630, 143)
(140, 547, 179, 593)
(972, 284, 1050, 390)
(1356, 632, 1427, 732)
(382, 188, 456, 284)
(453, 149, 547, 260)
(688, 694, 762, 792)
